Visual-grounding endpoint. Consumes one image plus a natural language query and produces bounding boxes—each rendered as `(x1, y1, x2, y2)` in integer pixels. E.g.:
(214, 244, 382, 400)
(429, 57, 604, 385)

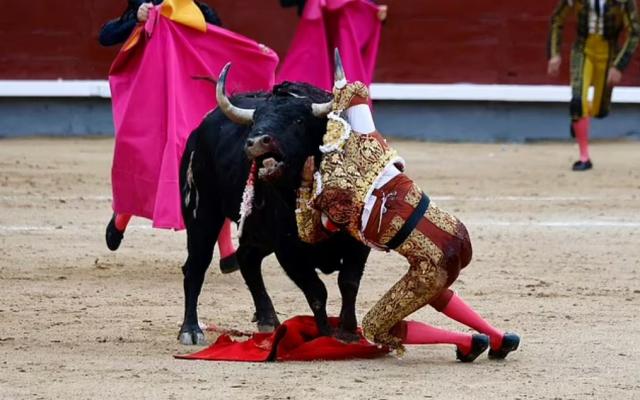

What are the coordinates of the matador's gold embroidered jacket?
(296, 82, 403, 245)
(548, 0, 640, 70)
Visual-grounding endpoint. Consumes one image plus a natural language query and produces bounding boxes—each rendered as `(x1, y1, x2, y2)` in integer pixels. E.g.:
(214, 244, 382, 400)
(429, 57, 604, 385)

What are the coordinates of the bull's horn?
(216, 63, 255, 125)
(334, 48, 347, 89)
(311, 100, 333, 117)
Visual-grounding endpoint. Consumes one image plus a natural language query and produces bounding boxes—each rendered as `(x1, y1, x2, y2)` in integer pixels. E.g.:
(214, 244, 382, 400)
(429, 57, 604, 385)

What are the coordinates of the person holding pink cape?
(101, 0, 279, 273)
(277, 0, 387, 91)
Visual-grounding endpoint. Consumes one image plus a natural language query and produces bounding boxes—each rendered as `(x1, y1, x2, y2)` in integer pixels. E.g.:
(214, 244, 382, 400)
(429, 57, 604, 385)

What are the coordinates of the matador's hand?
(607, 67, 622, 86)
(547, 56, 561, 77)
(301, 156, 315, 187)
(377, 5, 388, 21)
(137, 2, 153, 22)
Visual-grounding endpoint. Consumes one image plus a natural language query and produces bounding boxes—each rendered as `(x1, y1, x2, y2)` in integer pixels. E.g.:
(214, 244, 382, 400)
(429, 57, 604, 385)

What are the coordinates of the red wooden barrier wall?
(0, 0, 638, 85)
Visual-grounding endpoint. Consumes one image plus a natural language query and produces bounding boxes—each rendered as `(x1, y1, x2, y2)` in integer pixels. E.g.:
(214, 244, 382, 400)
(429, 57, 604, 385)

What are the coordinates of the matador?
(295, 52, 520, 361)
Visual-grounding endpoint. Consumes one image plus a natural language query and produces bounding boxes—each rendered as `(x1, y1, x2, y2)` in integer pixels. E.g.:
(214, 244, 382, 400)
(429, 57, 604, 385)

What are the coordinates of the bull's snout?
(245, 134, 275, 158)
(247, 135, 272, 148)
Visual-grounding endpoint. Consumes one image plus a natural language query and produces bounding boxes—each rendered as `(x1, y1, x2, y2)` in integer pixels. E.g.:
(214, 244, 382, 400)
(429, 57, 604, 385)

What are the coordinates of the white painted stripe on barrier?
(2, 80, 640, 103)
(0, 80, 112, 98)
(370, 83, 640, 103)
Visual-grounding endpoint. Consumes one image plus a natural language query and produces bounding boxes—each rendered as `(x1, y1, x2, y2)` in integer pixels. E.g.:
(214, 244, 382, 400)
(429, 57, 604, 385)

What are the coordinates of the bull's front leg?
(275, 251, 331, 337)
(336, 244, 369, 343)
(178, 216, 222, 345)
(237, 245, 280, 332)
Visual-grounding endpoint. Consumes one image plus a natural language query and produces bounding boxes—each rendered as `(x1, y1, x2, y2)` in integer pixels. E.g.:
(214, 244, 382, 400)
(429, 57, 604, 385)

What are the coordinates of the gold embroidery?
(377, 215, 404, 246)
(312, 91, 399, 240)
(333, 81, 369, 112)
(361, 237, 449, 354)
(397, 228, 444, 267)
(426, 203, 460, 238)
(295, 187, 328, 243)
(404, 184, 423, 208)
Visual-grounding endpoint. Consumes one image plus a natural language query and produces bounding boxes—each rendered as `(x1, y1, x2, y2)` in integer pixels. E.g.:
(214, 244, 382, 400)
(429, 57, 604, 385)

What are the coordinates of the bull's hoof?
(252, 312, 280, 333)
(257, 323, 277, 333)
(219, 253, 240, 274)
(456, 334, 489, 363)
(105, 215, 124, 251)
(178, 326, 206, 345)
(334, 329, 360, 344)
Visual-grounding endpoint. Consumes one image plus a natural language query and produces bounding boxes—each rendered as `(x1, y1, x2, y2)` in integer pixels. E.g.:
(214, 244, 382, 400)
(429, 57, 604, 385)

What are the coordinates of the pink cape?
(108, 9, 279, 229)
(276, 0, 382, 91)
(175, 316, 390, 362)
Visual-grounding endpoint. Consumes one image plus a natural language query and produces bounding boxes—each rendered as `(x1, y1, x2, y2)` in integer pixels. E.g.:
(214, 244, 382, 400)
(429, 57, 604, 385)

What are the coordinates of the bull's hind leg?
(275, 251, 331, 337)
(178, 214, 224, 345)
(336, 244, 369, 342)
(237, 245, 279, 332)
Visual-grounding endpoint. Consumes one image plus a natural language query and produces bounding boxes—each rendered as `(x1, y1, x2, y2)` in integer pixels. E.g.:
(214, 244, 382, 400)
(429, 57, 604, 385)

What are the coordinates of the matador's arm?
(613, 0, 640, 71)
(547, 0, 572, 59)
(296, 157, 329, 244)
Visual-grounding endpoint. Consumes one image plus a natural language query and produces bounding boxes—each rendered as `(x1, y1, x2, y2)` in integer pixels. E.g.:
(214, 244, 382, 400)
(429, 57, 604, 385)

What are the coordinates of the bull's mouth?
(255, 151, 285, 182)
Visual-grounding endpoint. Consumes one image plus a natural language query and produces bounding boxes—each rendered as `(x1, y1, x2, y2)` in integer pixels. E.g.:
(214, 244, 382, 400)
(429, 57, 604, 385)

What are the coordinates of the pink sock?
(572, 117, 590, 162)
(217, 219, 236, 259)
(402, 321, 473, 354)
(114, 214, 131, 232)
(440, 292, 505, 350)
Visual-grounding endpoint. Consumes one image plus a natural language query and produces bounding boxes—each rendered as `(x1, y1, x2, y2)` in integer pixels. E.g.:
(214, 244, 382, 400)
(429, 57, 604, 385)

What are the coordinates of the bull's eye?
(295, 117, 304, 125)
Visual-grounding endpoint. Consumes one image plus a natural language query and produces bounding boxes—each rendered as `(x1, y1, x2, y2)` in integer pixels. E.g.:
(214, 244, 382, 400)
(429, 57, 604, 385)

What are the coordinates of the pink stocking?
(572, 117, 591, 162)
(401, 321, 473, 354)
(434, 290, 505, 350)
(114, 214, 131, 232)
(217, 219, 236, 259)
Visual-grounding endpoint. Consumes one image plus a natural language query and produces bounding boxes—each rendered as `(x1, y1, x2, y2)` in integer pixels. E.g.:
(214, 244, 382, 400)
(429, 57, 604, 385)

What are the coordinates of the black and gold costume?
(548, 0, 640, 119)
(296, 83, 472, 353)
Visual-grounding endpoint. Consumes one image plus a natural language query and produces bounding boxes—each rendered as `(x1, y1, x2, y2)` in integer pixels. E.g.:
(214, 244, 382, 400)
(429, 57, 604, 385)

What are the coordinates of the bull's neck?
(254, 180, 297, 211)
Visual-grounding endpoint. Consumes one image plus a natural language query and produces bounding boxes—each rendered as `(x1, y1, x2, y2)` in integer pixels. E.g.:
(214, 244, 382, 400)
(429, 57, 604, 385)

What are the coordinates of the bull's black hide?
(177, 82, 370, 345)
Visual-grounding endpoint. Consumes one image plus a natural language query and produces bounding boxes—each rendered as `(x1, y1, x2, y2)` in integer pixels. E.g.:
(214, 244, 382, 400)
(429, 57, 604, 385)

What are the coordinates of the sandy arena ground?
(1, 138, 639, 399)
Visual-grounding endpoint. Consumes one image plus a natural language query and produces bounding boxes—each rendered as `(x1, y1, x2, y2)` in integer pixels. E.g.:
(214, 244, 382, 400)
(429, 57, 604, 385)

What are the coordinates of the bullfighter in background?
(277, 0, 387, 92)
(295, 51, 520, 361)
(547, 0, 640, 171)
(99, 0, 278, 273)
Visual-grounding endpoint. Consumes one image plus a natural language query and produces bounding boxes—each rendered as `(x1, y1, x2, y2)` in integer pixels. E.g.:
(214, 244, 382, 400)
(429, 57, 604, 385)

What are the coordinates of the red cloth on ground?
(175, 316, 390, 362)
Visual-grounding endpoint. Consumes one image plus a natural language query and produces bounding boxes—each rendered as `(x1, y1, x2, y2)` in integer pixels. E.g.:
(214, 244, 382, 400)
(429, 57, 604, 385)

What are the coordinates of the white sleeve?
(345, 104, 376, 134)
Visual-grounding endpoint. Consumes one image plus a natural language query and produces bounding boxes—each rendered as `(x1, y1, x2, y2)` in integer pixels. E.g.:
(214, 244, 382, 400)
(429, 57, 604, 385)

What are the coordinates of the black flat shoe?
(456, 334, 489, 363)
(572, 160, 593, 171)
(219, 253, 240, 274)
(105, 215, 124, 251)
(488, 333, 520, 360)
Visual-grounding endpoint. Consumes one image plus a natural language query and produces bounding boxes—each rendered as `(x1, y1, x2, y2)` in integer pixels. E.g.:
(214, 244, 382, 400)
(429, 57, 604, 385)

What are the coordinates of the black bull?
(177, 81, 370, 345)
